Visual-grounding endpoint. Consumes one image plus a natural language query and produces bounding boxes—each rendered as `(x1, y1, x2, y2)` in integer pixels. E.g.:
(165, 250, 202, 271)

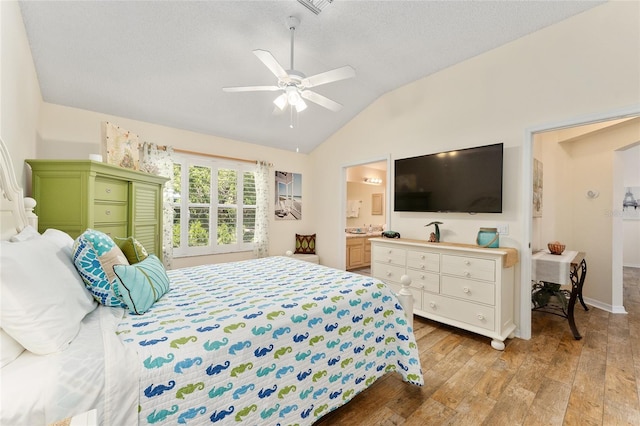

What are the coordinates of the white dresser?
(371, 238, 517, 350)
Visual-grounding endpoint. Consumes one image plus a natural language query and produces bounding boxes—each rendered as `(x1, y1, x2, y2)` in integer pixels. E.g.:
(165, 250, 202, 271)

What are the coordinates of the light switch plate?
(497, 224, 509, 235)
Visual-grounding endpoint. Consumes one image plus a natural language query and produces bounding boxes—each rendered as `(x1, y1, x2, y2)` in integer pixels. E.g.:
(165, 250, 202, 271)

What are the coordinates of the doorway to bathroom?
(342, 158, 389, 274)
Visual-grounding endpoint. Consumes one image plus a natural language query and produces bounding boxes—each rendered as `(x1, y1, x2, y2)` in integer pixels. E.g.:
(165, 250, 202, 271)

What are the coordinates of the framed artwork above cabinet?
(372, 193, 383, 215)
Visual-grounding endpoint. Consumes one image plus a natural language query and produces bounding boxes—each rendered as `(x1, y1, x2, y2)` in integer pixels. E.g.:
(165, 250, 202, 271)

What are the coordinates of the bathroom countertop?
(345, 231, 382, 239)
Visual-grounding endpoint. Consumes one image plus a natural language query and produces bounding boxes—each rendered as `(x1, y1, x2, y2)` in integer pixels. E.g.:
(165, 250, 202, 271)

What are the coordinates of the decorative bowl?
(548, 242, 566, 255)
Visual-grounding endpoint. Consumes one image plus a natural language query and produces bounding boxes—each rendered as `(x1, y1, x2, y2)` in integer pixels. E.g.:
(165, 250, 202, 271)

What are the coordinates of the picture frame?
(275, 171, 302, 220)
(101, 122, 140, 170)
(623, 186, 640, 220)
(533, 158, 543, 218)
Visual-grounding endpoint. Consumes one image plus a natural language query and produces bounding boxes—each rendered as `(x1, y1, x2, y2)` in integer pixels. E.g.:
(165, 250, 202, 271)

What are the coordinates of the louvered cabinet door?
(130, 181, 163, 260)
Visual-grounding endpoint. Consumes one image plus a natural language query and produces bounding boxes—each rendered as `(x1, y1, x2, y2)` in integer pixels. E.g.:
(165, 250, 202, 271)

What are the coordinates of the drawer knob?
(465, 271, 471, 278)
(420, 274, 425, 279)
(387, 258, 392, 263)
(420, 264, 425, 270)
(429, 302, 436, 309)
(463, 287, 470, 294)
(465, 260, 471, 266)
(105, 188, 112, 193)
(105, 210, 111, 215)
(387, 249, 392, 254)
(477, 313, 485, 321)
(386, 271, 392, 277)
(420, 255, 425, 260)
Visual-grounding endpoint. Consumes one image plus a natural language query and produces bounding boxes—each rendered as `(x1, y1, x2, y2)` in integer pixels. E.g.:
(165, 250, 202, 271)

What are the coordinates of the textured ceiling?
(19, 1, 605, 153)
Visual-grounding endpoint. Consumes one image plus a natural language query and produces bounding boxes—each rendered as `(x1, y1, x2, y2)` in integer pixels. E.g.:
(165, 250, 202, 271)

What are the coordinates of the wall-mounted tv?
(394, 143, 503, 213)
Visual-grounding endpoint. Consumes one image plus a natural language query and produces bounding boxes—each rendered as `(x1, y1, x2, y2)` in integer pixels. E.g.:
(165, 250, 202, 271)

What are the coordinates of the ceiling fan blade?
(222, 85, 281, 92)
(301, 65, 355, 88)
(301, 90, 343, 112)
(253, 49, 289, 80)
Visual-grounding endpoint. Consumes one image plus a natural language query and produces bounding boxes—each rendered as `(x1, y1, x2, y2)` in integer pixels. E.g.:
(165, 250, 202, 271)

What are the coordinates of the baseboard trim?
(583, 297, 628, 314)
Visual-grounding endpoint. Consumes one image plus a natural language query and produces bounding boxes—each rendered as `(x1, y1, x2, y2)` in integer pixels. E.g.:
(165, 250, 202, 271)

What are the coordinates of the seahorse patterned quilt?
(116, 256, 423, 425)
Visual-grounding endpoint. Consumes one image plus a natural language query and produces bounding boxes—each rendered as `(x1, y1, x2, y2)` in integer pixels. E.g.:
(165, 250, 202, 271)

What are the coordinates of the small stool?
(286, 251, 320, 264)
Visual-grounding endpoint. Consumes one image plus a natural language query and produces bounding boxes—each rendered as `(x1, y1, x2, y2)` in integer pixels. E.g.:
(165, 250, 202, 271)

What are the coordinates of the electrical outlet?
(497, 224, 509, 235)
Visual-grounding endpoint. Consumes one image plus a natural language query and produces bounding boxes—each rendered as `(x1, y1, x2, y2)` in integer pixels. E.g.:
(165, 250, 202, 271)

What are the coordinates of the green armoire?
(26, 160, 168, 259)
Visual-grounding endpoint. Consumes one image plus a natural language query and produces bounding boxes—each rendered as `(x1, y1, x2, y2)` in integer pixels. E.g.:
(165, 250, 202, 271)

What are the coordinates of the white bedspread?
(117, 256, 423, 425)
(0, 306, 139, 426)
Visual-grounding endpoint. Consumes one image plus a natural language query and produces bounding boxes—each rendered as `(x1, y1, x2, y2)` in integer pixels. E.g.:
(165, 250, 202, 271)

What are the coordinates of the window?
(172, 154, 256, 257)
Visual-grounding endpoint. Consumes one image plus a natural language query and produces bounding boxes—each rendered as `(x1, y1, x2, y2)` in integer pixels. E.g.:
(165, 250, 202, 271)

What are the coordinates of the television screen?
(394, 143, 503, 213)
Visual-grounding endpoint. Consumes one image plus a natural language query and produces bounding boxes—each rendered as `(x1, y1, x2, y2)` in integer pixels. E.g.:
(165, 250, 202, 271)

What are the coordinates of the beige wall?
(346, 182, 386, 229)
(3, 1, 639, 334)
(622, 144, 640, 268)
(532, 131, 573, 252)
(346, 164, 387, 228)
(534, 119, 640, 310)
(36, 103, 314, 267)
(310, 2, 639, 334)
(312, 1, 639, 266)
(566, 120, 640, 308)
(0, 1, 41, 183)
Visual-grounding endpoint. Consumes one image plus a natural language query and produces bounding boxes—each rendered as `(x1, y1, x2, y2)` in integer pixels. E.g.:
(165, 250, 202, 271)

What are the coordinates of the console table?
(370, 238, 518, 350)
(531, 250, 588, 339)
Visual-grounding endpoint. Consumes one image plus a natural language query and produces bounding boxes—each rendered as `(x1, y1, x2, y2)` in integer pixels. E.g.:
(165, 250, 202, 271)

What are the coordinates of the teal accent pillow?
(72, 229, 129, 307)
(112, 255, 170, 315)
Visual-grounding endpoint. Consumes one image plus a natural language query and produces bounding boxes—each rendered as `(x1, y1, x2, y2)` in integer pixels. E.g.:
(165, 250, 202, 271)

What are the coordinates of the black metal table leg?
(575, 259, 589, 311)
(566, 281, 582, 340)
(568, 258, 588, 339)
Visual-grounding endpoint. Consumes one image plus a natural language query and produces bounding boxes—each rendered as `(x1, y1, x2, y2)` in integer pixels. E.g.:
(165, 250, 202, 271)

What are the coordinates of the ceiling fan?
(223, 16, 355, 115)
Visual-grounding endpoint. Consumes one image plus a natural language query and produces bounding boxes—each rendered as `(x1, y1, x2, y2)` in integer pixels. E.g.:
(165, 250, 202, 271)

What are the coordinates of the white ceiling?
(19, 1, 605, 154)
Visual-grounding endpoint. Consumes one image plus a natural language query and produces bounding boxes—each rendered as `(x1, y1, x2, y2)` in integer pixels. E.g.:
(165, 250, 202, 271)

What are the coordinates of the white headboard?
(0, 137, 37, 240)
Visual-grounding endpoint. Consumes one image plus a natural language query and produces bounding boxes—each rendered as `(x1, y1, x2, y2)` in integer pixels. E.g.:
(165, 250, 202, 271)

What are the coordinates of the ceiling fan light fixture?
(224, 14, 355, 129)
(286, 86, 301, 105)
(273, 93, 288, 110)
(295, 98, 307, 112)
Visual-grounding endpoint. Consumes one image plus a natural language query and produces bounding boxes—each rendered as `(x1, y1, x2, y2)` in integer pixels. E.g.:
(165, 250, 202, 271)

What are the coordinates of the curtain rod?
(173, 148, 258, 164)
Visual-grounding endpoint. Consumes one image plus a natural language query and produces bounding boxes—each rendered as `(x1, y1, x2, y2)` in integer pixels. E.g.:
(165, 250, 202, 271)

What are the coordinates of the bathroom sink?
(348, 230, 367, 234)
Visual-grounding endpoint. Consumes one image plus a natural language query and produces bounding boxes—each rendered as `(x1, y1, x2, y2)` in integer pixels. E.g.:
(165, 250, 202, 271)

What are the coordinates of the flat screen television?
(394, 143, 503, 213)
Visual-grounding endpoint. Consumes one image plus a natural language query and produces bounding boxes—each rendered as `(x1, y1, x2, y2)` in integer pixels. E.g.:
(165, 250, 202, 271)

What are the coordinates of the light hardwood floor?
(315, 267, 640, 425)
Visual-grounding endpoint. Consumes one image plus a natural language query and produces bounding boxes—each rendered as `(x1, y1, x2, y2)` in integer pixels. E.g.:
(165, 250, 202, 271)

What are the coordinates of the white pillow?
(42, 228, 75, 254)
(8, 225, 40, 242)
(0, 238, 97, 355)
(0, 328, 25, 367)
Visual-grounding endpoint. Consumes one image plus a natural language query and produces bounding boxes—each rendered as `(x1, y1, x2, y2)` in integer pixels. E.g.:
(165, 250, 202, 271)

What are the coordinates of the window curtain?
(139, 142, 175, 268)
(253, 160, 271, 258)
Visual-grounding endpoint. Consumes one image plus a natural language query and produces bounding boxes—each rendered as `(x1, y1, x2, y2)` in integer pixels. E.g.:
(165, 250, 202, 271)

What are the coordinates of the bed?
(0, 137, 423, 425)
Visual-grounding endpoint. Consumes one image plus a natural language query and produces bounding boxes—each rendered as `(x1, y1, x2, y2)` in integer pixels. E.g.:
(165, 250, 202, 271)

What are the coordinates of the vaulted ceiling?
(19, 1, 605, 153)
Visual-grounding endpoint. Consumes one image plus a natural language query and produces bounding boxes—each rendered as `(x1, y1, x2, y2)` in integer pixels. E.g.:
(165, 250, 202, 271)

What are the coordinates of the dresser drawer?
(422, 293, 495, 331)
(373, 262, 406, 284)
(372, 245, 406, 267)
(95, 178, 128, 202)
(406, 269, 440, 294)
(94, 203, 128, 223)
(407, 250, 439, 272)
(441, 276, 495, 305)
(95, 224, 128, 240)
(441, 255, 495, 282)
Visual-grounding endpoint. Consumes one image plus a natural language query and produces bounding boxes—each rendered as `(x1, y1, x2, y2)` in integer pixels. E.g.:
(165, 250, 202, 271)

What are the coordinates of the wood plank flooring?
(315, 267, 640, 425)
